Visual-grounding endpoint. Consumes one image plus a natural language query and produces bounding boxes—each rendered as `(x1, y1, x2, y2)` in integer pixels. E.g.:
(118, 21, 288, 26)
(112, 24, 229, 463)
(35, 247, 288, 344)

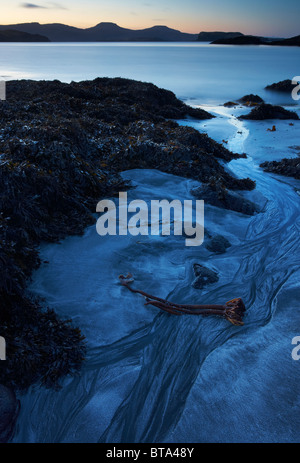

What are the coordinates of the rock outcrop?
(265, 79, 299, 93)
(238, 94, 264, 105)
(260, 158, 300, 179)
(239, 103, 299, 120)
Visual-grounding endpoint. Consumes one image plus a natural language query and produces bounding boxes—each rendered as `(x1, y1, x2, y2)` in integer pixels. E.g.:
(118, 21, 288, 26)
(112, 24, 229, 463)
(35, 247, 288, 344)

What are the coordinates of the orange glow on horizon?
(0, 2, 296, 38)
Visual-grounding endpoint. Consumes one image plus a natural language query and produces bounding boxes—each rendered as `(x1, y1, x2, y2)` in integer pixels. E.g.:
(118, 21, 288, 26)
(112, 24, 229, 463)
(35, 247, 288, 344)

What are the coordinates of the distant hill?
(0, 22, 295, 44)
(211, 34, 300, 46)
(0, 22, 198, 42)
(268, 35, 300, 46)
(0, 29, 50, 42)
(212, 35, 264, 45)
(84, 23, 198, 41)
(197, 31, 243, 42)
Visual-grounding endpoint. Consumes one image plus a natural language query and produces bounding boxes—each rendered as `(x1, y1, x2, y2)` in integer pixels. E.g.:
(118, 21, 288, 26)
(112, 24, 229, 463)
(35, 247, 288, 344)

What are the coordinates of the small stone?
(192, 264, 219, 289)
(205, 235, 231, 254)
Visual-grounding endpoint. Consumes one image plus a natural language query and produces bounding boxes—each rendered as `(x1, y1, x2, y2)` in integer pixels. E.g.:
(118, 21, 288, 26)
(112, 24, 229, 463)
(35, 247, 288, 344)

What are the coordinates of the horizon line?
(0, 21, 291, 38)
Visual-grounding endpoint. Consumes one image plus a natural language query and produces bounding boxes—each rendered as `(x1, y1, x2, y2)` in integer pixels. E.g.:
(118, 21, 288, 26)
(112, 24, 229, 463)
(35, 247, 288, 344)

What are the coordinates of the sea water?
(0, 42, 299, 105)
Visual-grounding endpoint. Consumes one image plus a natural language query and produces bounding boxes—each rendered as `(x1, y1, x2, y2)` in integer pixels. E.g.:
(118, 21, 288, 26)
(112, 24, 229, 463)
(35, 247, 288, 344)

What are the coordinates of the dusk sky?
(2, 0, 300, 37)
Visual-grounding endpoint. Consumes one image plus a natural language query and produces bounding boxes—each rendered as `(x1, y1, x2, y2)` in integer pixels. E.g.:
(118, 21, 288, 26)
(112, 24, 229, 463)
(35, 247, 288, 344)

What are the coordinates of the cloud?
(20, 2, 67, 9)
(20, 3, 47, 8)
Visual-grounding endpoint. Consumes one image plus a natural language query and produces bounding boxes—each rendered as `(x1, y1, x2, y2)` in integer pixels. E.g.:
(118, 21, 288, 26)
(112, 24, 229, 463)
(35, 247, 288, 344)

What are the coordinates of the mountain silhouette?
(0, 22, 198, 42)
(0, 29, 49, 42)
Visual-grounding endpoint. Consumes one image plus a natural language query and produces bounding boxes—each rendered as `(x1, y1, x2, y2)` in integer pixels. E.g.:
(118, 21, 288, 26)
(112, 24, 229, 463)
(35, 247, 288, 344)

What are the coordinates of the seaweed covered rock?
(6, 77, 214, 123)
(224, 101, 237, 107)
(265, 79, 299, 93)
(239, 103, 299, 120)
(224, 95, 264, 108)
(238, 94, 264, 105)
(113, 122, 250, 186)
(0, 385, 19, 443)
(0, 295, 86, 390)
(260, 158, 300, 179)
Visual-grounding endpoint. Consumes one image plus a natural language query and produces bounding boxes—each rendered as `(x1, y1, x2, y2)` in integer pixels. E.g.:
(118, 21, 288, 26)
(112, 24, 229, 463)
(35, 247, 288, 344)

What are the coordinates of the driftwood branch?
(119, 274, 246, 326)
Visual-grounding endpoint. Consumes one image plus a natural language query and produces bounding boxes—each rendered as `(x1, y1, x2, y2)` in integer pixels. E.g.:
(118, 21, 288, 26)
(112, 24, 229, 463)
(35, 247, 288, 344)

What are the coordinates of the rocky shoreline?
(0, 78, 255, 401)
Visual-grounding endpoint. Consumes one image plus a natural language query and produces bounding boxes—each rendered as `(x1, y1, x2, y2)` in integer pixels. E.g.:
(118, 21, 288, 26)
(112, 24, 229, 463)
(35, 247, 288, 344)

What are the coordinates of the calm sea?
(0, 42, 299, 105)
